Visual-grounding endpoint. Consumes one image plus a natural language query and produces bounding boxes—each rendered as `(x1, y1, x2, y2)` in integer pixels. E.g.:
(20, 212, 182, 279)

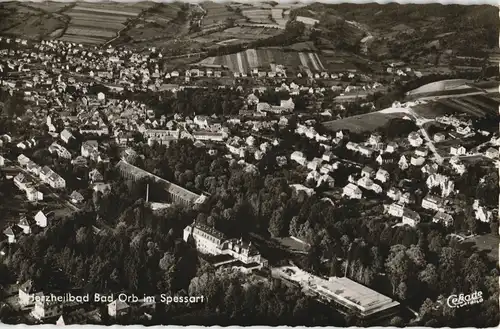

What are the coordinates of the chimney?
(146, 183, 149, 203)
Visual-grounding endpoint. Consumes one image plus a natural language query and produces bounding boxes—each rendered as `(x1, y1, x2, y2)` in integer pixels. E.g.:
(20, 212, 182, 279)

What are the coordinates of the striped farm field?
(70, 19, 125, 31)
(242, 9, 274, 24)
(66, 11, 129, 23)
(65, 27, 117, 39)
(71, 3, 142, 16)
(197, 48, 325, 73)
(59, 35, 108, 45)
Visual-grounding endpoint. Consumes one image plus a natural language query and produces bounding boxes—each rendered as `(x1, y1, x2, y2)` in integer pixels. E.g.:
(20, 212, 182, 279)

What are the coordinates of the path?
(379, 105, 444, 164)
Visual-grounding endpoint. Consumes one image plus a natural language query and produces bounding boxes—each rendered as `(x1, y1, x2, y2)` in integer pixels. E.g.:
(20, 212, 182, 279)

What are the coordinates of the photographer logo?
(446, 291, 483, 308)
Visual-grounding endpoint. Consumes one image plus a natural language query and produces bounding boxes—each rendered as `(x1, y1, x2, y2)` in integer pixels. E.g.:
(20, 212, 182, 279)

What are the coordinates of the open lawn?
(323, 111, 406, 133)
(470, 233, 499, 262)
(275, 237, 309, 254)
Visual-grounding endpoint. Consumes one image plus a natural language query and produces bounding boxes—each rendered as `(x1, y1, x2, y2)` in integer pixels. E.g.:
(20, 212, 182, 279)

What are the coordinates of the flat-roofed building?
(272, 266, 400, 323)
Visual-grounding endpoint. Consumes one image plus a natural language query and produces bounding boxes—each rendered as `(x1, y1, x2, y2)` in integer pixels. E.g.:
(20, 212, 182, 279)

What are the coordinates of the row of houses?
(3, 211, 48, 244)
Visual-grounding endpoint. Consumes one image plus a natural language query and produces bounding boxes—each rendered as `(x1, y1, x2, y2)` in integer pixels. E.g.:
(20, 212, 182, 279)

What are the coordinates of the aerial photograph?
(0, 0, 498, 327)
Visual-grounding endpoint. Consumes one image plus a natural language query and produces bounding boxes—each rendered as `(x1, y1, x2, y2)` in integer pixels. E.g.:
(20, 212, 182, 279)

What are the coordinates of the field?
(198, 48, 326, 73)
(201, 2, 246, 29)
(193, 26, 281, 46)
(469, 233, 499, 262)
(21, 1, 72, 13)
(0, 2, 66, 39)
(241, 8, 274, 24)
(271, 8, 288, 27)
(57, 2, 155, 45)
(323, 111, 406, 133)
(434, 94, 500, 118)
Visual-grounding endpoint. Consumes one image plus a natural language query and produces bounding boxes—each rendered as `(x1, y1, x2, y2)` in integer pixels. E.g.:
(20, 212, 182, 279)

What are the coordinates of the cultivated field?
(198, 48, 326, 73)
(435, 94, 500, 118)
(201, 2, 246, 29)
(323, 111, 407, 133)
(0, 2, 66, 39)
(56, 2, 155, 45)
(22, 1, 73, 13)
(193, 26, 281, 46)
(241, 8, 274, 24)
(271, 8, 288, 27)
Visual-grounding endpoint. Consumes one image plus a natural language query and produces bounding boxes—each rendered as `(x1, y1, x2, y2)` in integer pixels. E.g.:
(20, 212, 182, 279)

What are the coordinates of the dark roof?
(403, 208, 420, 220)
(193, 222, 226, 241)
(116, 160, 201, 204)
(4, 225, 23, 236)
(19, 279, 37, 294)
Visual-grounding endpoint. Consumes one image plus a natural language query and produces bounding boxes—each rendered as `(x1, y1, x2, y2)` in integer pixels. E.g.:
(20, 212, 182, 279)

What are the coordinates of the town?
(0, 1, 498, 327)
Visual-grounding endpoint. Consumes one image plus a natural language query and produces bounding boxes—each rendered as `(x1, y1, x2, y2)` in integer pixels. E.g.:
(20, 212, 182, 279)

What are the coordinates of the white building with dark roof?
(183, 222, 266, 267)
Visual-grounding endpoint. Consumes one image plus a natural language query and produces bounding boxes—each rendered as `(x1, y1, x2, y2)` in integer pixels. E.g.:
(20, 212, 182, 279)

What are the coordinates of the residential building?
(4, 225, 23, 244)
(433, 211, 454, 227)
(421, 195, 445, 211)
(408, 132, 423, 147)
(386, 203, 405, 217)
(415, 147, 428, 157)
(343, 183, 362, 199)
(399, 192, 412, 205)
(26, 187, 43, 202)
(14, 173, 29, 191)
(31, 295, 63, 320)
(291, 151, 307, 166)
(70, 191, 84, 204)
(433, 133, 446, 142)
(385, 142, 398, 153)
(411, 156, 425, 166)
(387, 187, 401, 201)
(192, 131, 226, 142)
(368, 133, 382, 146)
(19, 280, 37, 306)
(358, 146, 373, 157)
(81, 140, 99, 157)
(402, 209, 421, 227)
(47, 173, 66, 189)
(450, 145, 466, 156)
(485, 147, 499, 159)
(398, 155, 409, 170)
(60, 129, 74, 144)
(0, 155, 4, 167)
(375, 168, 390, 183)
(361, 166, 375, 178)
(108, 299, 130, 318)
(322, 151, 333, 162)
(307, 158, 323, 171)
(89, 169, 103, 183)
(35, 210, 48, 228)
(421, 163, 439, 175)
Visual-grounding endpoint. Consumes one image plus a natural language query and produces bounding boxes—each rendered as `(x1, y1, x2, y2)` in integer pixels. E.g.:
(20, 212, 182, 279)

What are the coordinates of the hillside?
(291, 3, 498, 62)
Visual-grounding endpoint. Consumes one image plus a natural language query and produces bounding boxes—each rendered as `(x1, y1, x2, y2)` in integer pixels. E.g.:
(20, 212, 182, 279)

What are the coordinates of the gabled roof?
(4, 225, 23, 236)
(19, 279, 37, 294)
(108, 299, 129, 312)
(70, 190, 84, 201)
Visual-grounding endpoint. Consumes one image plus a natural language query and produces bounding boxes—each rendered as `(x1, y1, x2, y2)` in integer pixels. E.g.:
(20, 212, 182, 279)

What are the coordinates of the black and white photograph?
(0, 0, 498, 327)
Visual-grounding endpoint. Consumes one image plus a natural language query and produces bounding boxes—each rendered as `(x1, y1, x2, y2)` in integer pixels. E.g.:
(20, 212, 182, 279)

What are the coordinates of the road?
(380, 105, 443, 164)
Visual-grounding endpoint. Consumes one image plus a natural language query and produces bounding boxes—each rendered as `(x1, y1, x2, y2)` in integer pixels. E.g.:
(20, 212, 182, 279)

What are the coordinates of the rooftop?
(274, 266, 399, 317)
(116, 160, 201, 204)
